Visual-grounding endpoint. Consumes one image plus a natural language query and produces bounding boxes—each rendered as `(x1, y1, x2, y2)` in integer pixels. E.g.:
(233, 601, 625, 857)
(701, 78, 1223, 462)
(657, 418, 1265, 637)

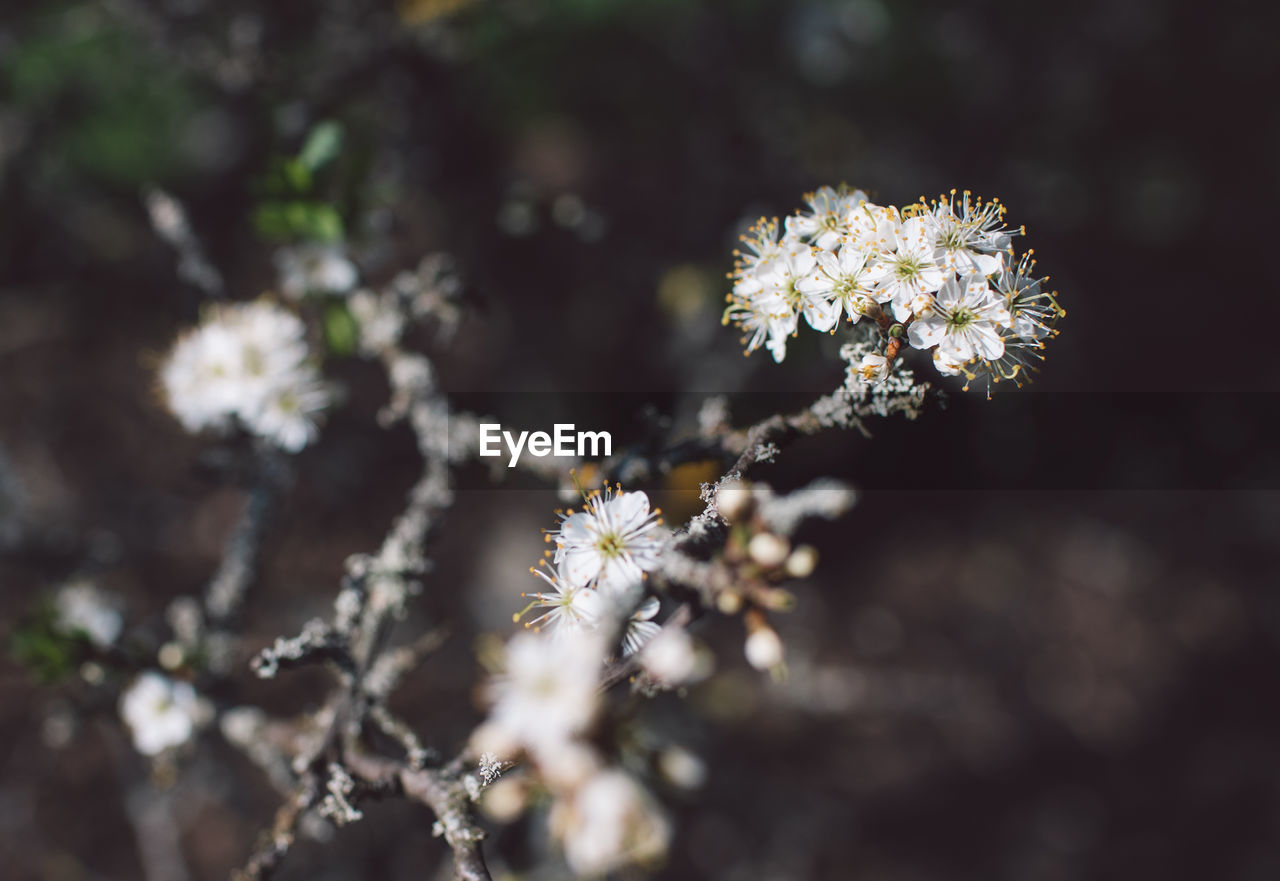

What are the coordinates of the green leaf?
(253, 201, 345, 244)
(306, 204, 345, 242)
(323, 301, 360, 356)
(297, 120, 344, 173)
(282, 158, 313, 194)
(9, 601, 82, 684)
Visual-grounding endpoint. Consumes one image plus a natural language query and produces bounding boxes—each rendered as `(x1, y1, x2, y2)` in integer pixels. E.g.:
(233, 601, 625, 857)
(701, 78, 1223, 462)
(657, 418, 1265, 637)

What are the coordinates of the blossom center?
(894, 257, 923, 280)
(595, 532, 625, 558)
(948, 306, 976, 329)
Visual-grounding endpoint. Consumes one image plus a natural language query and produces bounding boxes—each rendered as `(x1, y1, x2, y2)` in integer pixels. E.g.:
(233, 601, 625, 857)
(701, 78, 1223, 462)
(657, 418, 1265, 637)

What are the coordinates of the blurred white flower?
(346, 288, 405, 354)
(54, 579, 122, 648)
(274, 244, 357, 299)
(244, 379, 331, 453)
(553, 769, 670, 877)
(159, 299, 330, 452)
(639, 626, 698, 686)
(488, 631, 603, 752)
(119, 672, 203, 756)
(553, 487, 665, 597)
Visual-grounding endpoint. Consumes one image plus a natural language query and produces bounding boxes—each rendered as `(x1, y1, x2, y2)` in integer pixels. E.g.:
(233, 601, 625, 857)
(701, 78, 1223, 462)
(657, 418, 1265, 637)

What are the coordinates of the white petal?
(942, 330, 975, 362)
(606, 491, 651, 534)
(802, 297, 838, 332)
(908, 316, 946, 349)
(936, 275, 964, 309)
(971, 324, 1006, 360)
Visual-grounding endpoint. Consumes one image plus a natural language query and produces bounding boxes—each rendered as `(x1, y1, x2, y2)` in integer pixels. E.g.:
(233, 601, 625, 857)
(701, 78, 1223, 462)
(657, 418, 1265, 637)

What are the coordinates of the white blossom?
(722, 274, 793, 362)
(347, 287, 406, 354)
(274, 244, 358, 299)
(488, 631, 603, 752)
(553, 769, 670, 877)
(927, 190, 1013, 276)
(784, 184, 869, 250)
(907, 273, 1012, 363)
(757, 243, 835, 334)
(119, 672, 203, 756)
(552, 487, 665, 597)
(518, 561, 604, 638)
(850, 351, 890, 384)
(731, 216, 787, 278)
(159, 299, 330, 452)
(797, 241, 876, 324)
(724, 185, 1061, 388)
(54, 579, 122, 648)
(865, 213, 946, 321)
(723, 218, 804, 361)
(993, 251, 1061, 343)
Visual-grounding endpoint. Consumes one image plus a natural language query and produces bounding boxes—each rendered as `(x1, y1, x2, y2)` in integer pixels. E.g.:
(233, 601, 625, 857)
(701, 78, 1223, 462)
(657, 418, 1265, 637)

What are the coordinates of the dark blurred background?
(2, 1, 1279, 880)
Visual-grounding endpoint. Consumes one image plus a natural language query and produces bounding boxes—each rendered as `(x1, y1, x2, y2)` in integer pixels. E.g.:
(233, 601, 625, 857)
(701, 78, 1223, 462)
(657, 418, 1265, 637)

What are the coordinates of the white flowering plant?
(725, 185, 1064, 391)
(10, 169, 1066, 881)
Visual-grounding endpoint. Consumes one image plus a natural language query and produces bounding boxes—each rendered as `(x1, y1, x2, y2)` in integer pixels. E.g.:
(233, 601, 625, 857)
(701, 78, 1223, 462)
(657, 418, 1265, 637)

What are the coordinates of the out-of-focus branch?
(233, 777, 322, 881)
(345, 751, 492, 881)
(602, 371, 927, 490)
(144, 188, 224, 298)
(235, 266, 473, 880)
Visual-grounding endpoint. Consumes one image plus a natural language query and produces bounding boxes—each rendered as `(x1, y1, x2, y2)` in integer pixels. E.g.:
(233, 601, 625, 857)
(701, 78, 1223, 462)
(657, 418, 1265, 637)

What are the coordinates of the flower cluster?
(476, 625, 672, 876)
(159, 299, 331, 452)
(724, 185, 1063, 386)
(468, 485, 678, 875)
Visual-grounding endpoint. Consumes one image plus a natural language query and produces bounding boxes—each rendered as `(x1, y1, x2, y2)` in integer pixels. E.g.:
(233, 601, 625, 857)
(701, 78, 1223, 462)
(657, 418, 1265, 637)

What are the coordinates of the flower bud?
(744, 626, 784, 671)
(479, 776, 527, 824)
(158, 641, 185, 671)
(747, 532, 790, 568)
(658, 746, 707, 790)
(784, 545, 819, 578)
(715, 480, 752, 523)
(716, 590, 743, 615)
